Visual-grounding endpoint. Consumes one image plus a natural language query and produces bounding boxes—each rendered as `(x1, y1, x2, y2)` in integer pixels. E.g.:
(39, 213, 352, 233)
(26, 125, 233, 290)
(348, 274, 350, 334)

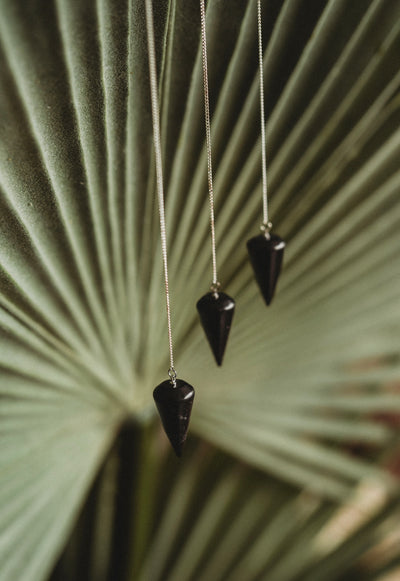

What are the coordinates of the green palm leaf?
(1, 0, 400, 579)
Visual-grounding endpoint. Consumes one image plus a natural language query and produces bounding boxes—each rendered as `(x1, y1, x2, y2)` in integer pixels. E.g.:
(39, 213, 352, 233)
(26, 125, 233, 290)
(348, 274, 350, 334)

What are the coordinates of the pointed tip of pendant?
(153, 379, 195, 457)
(173, 445, 183, 458)
(214, 348, 224, 367)
(247, 233, 285, 306)
(196, 291, 235, 366)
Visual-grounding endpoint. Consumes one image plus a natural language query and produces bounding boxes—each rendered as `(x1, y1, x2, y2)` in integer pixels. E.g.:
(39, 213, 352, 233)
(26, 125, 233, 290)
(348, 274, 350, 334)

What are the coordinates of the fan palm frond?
(0, 0, 399, 579)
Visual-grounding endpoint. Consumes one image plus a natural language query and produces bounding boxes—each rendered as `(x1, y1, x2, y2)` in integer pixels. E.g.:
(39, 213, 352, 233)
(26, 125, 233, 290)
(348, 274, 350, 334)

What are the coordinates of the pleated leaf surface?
(0, 0, 400, 580)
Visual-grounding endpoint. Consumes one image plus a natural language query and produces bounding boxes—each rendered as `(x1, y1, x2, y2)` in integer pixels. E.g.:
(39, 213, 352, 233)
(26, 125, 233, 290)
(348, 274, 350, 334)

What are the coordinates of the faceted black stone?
(153, 379, 195, 457)
(247, 233, 285, 305)
(196, 292, 235, 366)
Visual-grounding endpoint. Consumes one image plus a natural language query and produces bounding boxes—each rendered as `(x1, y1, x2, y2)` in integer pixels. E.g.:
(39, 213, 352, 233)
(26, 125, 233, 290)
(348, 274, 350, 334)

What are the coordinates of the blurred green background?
(1, 0, 400, 580)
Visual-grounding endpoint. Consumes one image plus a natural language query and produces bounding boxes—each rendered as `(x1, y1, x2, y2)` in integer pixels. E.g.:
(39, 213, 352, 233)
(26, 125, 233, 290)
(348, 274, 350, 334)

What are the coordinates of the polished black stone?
(196, 292, 235, 366)
(153, 379, 195, 457)
(247, 233, 285, 305)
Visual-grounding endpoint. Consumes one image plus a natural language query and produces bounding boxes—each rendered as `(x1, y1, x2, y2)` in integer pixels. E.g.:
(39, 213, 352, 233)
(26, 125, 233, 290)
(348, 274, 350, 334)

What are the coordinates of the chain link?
(200, 0, 219, 289)
(145, 0, 176, 386)
(258, 0, 269, 227)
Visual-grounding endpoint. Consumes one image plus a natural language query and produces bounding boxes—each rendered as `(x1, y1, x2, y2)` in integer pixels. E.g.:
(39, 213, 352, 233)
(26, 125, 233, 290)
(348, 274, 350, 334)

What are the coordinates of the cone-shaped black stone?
(196, 292, 235, 366)
(153, 379, 195, 457)
(247, 233, 285, 305)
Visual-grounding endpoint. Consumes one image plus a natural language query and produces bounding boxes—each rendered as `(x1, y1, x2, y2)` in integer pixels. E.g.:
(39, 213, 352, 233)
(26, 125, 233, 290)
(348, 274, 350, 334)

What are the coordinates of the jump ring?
(168, 366, 177, 386)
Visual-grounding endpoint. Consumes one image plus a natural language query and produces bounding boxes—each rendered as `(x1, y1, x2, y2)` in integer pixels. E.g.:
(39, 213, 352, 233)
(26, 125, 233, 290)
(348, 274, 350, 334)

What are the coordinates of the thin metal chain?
(145, 0, 176, 385)
(200, 0, 219, 290)
(257, 0, 270, 229)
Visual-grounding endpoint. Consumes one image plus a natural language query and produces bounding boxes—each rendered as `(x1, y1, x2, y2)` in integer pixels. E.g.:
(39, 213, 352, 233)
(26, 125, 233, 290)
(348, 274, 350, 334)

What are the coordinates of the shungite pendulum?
(197, 285, 235, 366)
(146, 0, 194, 456)
(248, 2, 285, 306)
(153, 375, 195, 457)
(197, 1, 236, 365)
(247, 222, 285, 305)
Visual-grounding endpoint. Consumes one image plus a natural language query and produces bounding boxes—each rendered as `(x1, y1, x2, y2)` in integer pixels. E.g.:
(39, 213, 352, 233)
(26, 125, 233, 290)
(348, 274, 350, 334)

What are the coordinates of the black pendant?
(247, 233, 285, 305)
(153, 379, 195, 457)
(197, 292, 235, 366)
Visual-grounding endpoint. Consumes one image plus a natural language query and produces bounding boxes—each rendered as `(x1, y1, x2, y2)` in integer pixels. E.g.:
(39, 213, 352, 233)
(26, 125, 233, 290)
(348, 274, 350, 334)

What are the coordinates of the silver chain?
(200, 0, 219, 290)
(257, 0, 271, 230)
(145, 0, 176, 385)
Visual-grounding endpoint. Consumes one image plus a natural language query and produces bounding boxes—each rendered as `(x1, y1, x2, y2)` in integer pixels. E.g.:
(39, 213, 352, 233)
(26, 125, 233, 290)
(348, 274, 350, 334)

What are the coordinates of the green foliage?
(0, 0, 400, 579)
